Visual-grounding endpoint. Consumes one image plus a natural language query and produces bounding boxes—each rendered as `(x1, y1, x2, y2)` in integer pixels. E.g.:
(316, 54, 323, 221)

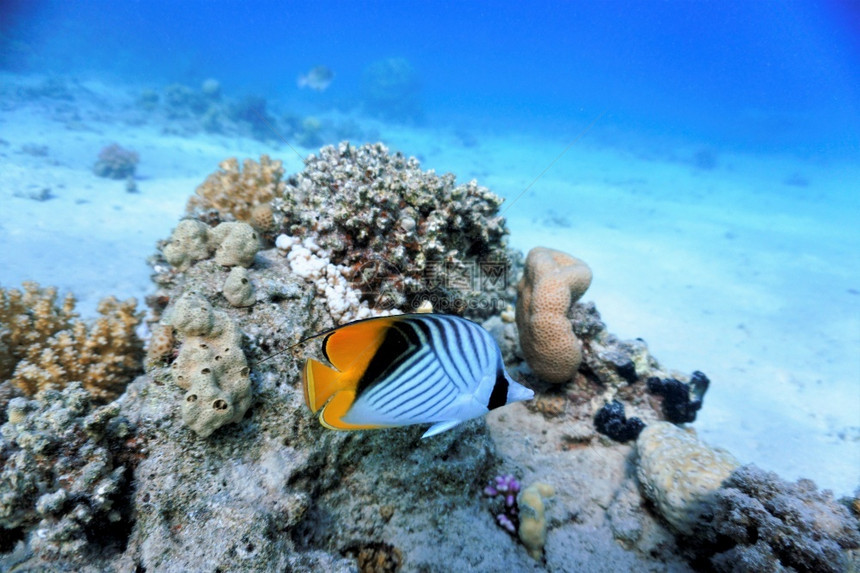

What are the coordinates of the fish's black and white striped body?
(302, 313, 534, 438)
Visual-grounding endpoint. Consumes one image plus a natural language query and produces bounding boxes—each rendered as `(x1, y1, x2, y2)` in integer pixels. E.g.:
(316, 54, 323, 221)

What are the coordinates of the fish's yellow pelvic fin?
(319, 389, 388, 431)
(303, 358, 348, 413)
(321, 316, 397, 373)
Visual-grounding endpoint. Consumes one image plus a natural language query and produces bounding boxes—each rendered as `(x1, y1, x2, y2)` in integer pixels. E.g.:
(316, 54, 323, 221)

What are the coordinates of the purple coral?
(484, 474, 521, 534)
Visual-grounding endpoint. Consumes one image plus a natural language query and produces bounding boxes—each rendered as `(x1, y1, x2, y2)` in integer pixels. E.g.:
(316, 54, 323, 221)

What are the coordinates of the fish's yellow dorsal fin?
(321, 315, 399, 374)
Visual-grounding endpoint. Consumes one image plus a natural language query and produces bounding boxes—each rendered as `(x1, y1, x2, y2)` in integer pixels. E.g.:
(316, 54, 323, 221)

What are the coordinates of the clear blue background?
(3, 0, 858, 154)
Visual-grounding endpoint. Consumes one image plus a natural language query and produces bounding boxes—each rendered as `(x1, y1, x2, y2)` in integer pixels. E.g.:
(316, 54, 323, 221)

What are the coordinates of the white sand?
(1, 73, 857, 496)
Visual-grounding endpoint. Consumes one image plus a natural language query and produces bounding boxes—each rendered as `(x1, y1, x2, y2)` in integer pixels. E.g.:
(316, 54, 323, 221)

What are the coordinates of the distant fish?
(302, 313, 534, 439)
(297, 65, 334, 92)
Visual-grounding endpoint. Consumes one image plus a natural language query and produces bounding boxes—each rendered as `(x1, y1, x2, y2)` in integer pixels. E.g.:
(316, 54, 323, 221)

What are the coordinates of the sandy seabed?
(0, 72, 857, 497)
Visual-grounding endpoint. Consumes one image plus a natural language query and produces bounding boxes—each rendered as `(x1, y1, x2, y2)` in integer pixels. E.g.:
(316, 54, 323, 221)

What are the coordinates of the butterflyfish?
(301, 313, 534, 439)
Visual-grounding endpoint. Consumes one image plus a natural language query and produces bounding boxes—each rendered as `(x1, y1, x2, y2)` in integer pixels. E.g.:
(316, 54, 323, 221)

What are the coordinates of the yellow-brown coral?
(186, 155, 286, 224)
(0, 282, 143, 402)
(516, 247, 592, 383)
(518, 482, 555, 560)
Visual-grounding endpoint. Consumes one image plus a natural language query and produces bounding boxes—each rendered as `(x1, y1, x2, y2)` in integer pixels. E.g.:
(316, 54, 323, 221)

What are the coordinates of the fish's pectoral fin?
(319, 389, 389, 431)
(420, 419, 463, 439)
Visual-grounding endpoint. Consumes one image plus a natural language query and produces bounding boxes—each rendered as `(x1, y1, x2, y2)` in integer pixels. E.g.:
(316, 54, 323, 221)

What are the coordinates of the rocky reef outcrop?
(2, 144, 857, 572)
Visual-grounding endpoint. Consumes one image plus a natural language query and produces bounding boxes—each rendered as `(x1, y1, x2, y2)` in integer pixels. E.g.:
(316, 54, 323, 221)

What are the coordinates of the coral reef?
(636, 422, 739, 533)
(517, 482, 555, 560)
(274, 142, 512, 316)
(0, 282, 143, 402)
(185, 155, 286, 229)
(179, 143, 516, 319)
(0, 384, 134, 564)
(4, 137, 843, 572)
(691, 465, 860, 572)
(200, 78, 221, 99)
(516, 246, 593, 384)
(93, 143, 139, 179)
(165, 291, 252, 437)
(162, 220, 260, 271)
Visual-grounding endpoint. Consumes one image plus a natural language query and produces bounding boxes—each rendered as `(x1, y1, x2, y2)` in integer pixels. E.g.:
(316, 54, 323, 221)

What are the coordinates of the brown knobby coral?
(0, 282, 144, 402)
(515, 247, 592, 383)
(186, 155, 286, 224)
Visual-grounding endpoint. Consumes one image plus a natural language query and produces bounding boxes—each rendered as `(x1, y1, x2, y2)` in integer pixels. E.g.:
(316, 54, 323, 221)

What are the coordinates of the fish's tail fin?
(303, 358, 346, 413)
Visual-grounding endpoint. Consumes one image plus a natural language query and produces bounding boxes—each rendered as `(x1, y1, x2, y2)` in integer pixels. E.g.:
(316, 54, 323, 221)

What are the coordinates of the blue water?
(4, 0, 859, 155)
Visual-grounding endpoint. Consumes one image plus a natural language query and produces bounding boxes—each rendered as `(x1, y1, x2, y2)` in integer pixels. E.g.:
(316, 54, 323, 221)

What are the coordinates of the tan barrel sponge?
(516, 246, 593, 383)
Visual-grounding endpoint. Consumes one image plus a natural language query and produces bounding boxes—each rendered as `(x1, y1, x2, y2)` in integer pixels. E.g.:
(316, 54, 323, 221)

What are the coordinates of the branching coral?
(185, 155, 286, 225)
(516, 246, 592, 383)
(0, 282, 143, 402)
(276, 142, 511, 314)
